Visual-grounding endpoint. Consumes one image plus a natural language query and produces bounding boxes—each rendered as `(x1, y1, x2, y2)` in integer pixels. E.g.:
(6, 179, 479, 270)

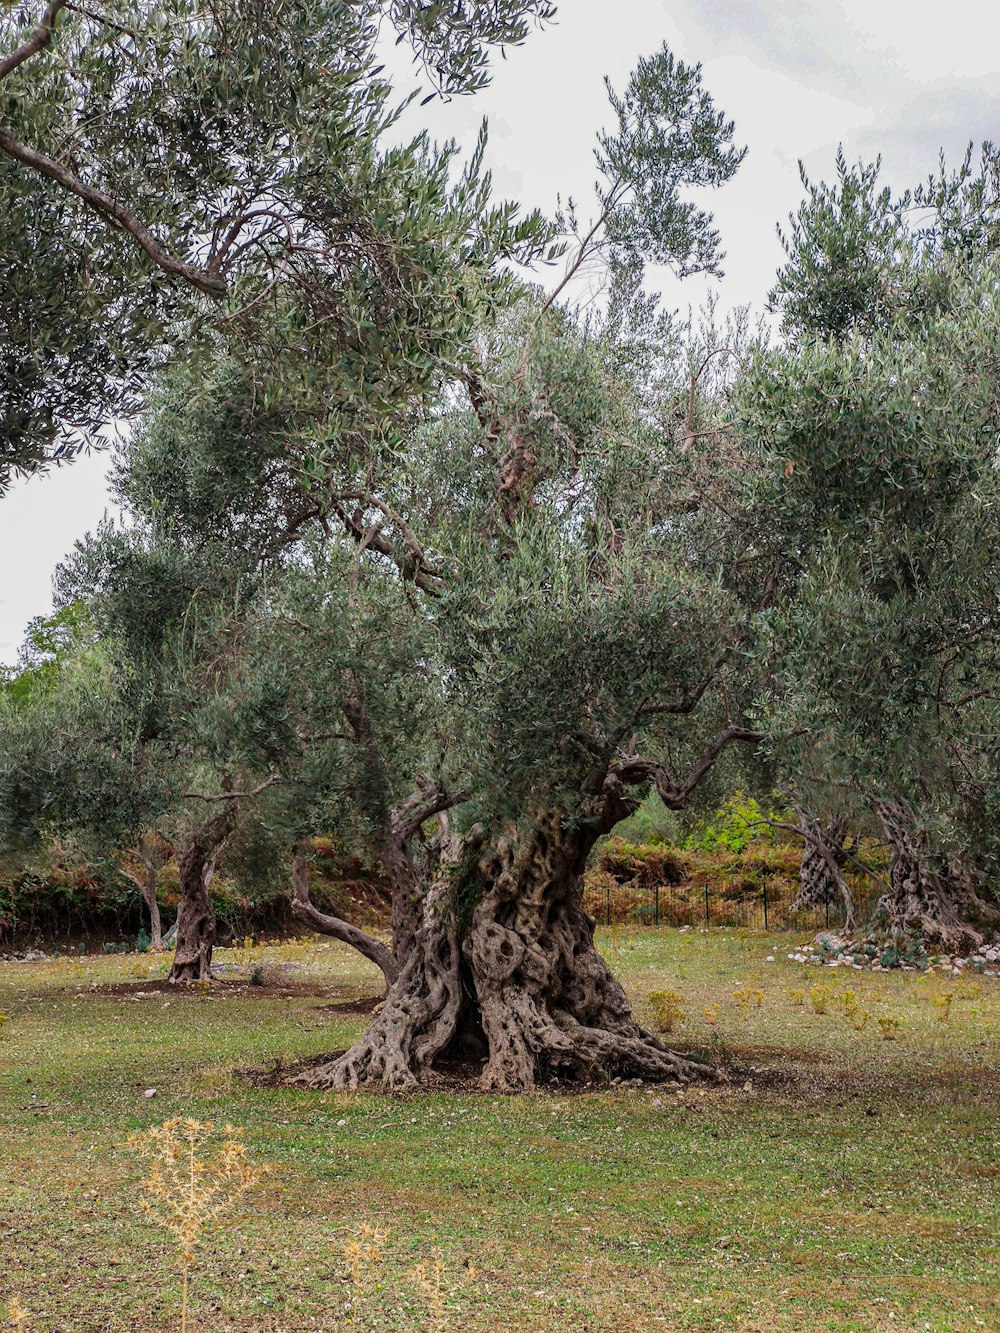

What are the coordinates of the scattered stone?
(143, 1088, 157, 1099)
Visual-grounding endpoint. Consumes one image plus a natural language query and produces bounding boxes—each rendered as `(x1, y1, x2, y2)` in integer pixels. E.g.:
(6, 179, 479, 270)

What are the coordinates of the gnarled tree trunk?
(466, 813, 711, 1092)
(792, 815, 855, 928)
(296, 810, 713, 1093)
(168, 805, 238, 983)
(290, 839, 398, 991)
(872, 800, 1000, 953)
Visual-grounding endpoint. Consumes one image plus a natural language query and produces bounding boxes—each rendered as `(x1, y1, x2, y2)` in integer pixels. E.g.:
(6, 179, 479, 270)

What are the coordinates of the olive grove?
(3, 0, 1000, 1100)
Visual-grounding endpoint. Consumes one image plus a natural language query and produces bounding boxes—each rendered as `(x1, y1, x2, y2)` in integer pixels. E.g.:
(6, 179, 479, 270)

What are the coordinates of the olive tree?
(738, 146, 1000, 949)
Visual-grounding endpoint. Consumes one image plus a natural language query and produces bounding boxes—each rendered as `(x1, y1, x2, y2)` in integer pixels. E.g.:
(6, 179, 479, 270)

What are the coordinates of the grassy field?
(1, 929, 999, 1333)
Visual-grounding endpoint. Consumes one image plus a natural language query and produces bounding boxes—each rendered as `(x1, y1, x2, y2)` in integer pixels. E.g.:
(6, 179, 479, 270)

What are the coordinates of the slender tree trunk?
(138, 836, 164, 952)
(297, 811, 713, 1093)
(122, 835, 164, 952)
(168, 806, 237, 983)
(290, 839, 398, 990)
(872, 800, 1000, 953)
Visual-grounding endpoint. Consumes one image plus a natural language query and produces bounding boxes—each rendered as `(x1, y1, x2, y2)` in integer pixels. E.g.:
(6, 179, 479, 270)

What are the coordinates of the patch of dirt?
(309, 995, 382, 1016)
(82, 977, 374, 1001)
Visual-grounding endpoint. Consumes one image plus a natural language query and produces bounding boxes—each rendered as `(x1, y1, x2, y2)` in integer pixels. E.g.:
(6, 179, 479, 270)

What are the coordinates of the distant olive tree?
(740, 144, 1000, 950)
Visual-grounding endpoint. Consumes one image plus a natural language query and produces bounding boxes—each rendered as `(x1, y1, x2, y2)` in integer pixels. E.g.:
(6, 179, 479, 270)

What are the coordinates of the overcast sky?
(3, 0, 999, 663)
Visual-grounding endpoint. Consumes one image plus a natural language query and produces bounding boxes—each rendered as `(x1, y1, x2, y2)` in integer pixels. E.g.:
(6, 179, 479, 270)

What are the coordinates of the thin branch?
(64, 2, 138, 39)
(184, 774, 280, 803)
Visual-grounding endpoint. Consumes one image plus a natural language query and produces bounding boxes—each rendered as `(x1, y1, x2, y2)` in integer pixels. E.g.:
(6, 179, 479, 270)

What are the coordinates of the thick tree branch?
(612, 724, 762, 810)
(290, 841, 398, 988)
(0, 128, 227, 294)
(0, 0, 66, 80)
(0, 3, 226, 296)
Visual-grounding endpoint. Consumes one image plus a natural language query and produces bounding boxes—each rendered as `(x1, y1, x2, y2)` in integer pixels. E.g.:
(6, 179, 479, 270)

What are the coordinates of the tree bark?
(289, 839, 398, 990)
(871, 800, 1000, 953)
(296, 810, 713, 1093)
(168, 806, 237, 983)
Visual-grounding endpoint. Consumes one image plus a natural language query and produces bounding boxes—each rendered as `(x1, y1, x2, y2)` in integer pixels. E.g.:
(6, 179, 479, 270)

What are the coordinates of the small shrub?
(249, 963, 267, 987)
(702, 1004, 720, 1025)
(732, 984, 764, 1013)
(648, 989, 687, 1033)
(840, 989, 871, 1030)
(877, 1015, 901, 1041)
(808, 984, 835, 1015)
(136, 930, 151, 954)
(932, 991, 954, 1022)
(784, 987, 806, 1006)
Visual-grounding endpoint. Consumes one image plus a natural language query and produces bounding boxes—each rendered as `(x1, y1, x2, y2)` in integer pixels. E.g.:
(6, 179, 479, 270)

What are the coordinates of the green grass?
(2, 929, 999, 1331)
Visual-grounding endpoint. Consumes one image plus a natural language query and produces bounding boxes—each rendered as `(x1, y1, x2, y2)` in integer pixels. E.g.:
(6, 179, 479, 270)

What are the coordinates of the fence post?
(763, 878, 769, 932)
(654, 883, 659, 927)
(704, 882, 710, 928)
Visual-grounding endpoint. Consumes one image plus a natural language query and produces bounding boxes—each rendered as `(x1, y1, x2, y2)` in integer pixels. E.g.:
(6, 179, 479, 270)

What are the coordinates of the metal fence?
(584, 877, 881, 934)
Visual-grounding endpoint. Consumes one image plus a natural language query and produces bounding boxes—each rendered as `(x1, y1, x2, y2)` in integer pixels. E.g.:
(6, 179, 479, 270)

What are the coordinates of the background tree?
(739, 147, 1000, 949)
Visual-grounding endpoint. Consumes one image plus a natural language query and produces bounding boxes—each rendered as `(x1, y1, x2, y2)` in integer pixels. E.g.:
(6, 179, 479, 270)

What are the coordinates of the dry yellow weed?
(129, 1118, 267, 1333)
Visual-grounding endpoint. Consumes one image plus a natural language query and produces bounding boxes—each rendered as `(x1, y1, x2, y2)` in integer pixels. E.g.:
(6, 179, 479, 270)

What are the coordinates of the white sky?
(3, 0, 1000, 663)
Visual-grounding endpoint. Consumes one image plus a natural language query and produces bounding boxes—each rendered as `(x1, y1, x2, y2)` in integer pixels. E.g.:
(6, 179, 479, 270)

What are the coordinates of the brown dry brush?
(128, 1118, 267, 1333)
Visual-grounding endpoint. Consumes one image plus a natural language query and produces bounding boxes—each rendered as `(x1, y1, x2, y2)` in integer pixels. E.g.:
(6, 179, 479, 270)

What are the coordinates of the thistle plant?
(409, 1248, 453, 1333)
(6, 1298, 29, 1331)
(732, 985, 764, 1013)
(344, 1221, 389, 1324)
(128, 1118, 267, 1333)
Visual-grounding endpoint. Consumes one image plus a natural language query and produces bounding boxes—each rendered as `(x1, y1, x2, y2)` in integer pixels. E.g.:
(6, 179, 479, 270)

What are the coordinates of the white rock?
(143, 1088, 157, 1099)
